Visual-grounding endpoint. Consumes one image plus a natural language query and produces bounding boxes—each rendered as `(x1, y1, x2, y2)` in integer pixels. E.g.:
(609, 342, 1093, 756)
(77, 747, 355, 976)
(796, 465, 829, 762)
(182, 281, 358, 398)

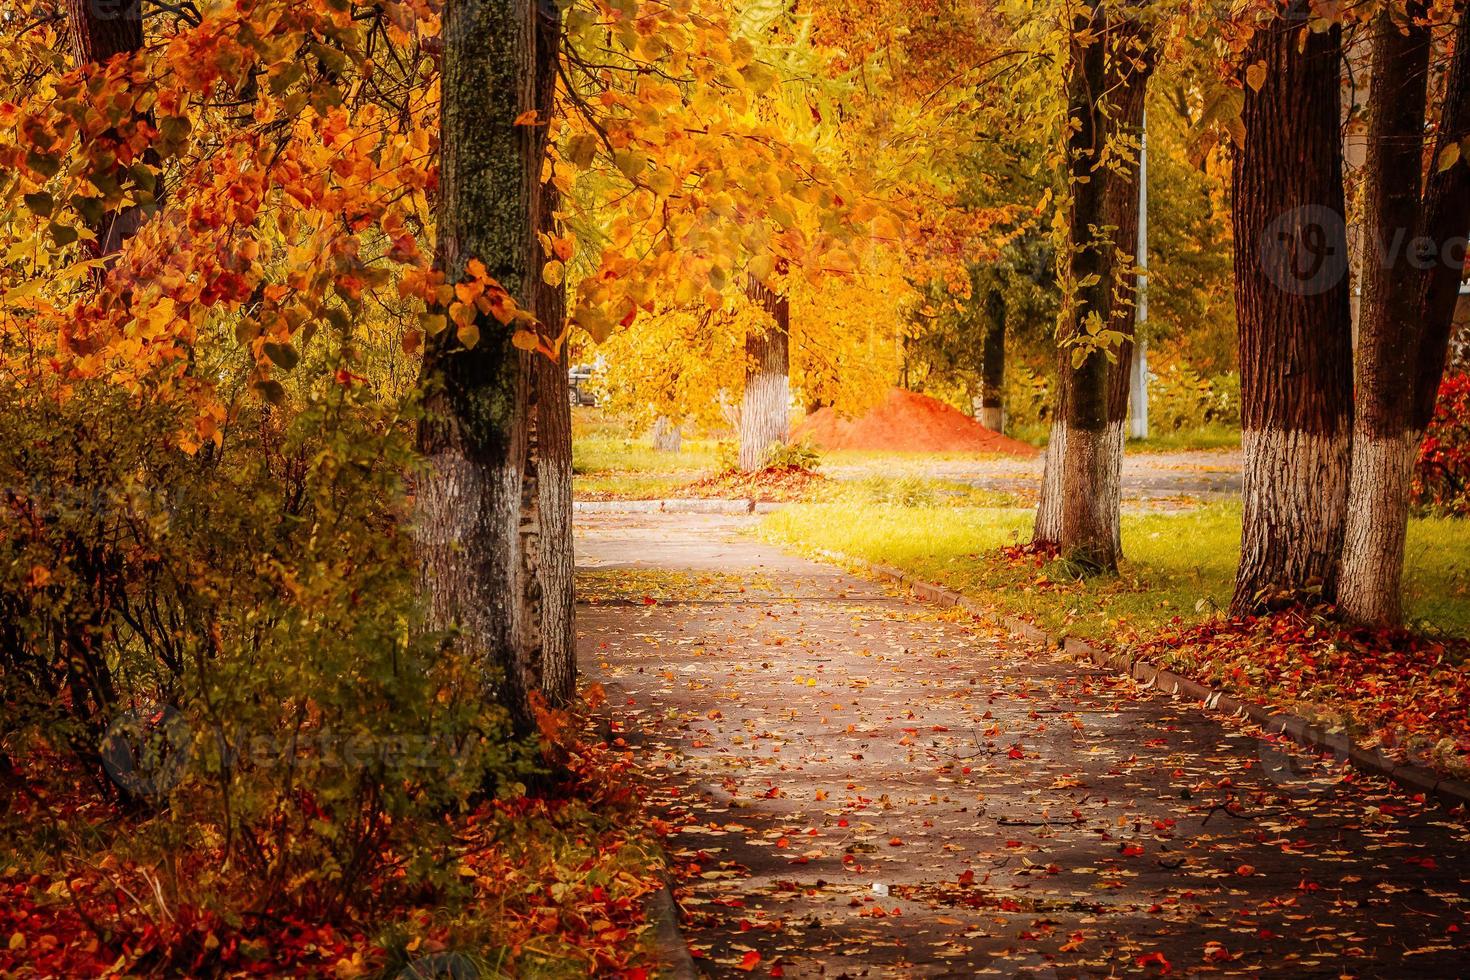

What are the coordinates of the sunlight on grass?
(761, 501, 1470, 639)
(572, 436, 719, 475)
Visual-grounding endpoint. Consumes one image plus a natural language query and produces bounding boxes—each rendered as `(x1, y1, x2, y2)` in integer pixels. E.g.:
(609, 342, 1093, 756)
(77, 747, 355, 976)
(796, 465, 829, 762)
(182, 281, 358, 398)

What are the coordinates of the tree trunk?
(979, 289, 1006, 432)
(1230, 1, 1354, 615)
(1034, 418, 1066, 548)
(651, 416, 683, 452)
(1338, 5, 1430, 626)
(528, 0, 575, 707)
(417, 0, 548, 736)
(1341, 0, 1470, 624)
(534, 341, 575, 706)
(66, 0, 142, 64)
(1041, 2, 1151, 572)
(1413, 0, 1470, 433)
(67, 0, 154, 261)
(739, 276, 790, 471)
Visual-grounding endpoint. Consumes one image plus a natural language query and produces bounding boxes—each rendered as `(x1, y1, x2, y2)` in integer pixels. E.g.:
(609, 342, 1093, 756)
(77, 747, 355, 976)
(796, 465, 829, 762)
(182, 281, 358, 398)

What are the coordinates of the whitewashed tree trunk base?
(1235, 428, 1351, 613)
(1059, 421, 1124, 569)
(1339, 430, 1419, 625)
(1033, 420, 1067, 547)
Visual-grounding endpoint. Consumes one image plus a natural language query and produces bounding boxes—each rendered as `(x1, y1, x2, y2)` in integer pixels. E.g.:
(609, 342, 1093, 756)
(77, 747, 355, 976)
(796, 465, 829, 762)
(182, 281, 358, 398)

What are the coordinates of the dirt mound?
(792, 387, 1039, 456)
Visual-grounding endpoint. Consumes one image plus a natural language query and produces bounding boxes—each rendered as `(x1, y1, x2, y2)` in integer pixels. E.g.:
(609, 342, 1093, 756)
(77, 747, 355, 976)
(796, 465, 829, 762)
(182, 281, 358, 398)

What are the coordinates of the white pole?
(1129, 111, 1150, 440)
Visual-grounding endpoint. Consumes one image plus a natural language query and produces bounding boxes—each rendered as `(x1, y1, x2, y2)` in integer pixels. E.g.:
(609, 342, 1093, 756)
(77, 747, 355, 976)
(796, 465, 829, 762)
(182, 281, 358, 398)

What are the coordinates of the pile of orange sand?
(792, 387, 1038, 456)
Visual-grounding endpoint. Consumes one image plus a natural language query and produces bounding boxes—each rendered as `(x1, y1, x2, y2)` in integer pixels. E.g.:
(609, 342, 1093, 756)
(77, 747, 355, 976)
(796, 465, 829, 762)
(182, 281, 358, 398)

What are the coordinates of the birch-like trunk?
(1230, 1, 1354, 614)
(739, 277, 790, 472)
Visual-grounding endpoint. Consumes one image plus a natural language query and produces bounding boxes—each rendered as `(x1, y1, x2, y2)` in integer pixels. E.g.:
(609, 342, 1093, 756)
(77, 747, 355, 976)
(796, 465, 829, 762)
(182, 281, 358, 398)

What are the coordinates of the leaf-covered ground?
(578, 511, 1470, 977)
(0, 722, 666, 978)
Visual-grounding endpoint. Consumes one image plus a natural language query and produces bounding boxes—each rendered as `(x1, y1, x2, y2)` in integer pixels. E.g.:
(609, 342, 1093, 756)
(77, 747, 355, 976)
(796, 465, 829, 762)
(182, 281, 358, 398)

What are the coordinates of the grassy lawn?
(759, 501, 1470, 639)
(1007, 421, 1241, 452)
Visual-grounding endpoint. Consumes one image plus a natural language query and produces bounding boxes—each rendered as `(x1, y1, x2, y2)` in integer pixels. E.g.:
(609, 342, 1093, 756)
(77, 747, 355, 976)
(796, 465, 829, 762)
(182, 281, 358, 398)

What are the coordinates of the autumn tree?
(1229, 0, 1354, 613)
(417, 0, 557, 735)
(1034, 1, 1154, 572)
(1340, 0, 1470, 624)
(739, 269, 792, 469)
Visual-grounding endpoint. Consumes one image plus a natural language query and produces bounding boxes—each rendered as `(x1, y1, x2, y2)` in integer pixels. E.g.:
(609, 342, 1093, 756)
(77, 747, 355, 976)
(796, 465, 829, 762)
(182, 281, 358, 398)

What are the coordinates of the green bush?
(1148, 366, 1240, 432)
(0, 377, 526, 922)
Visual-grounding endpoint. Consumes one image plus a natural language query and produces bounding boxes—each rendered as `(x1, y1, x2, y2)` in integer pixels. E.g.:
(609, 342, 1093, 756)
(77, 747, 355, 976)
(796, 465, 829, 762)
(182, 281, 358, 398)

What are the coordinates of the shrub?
(0, 375, 528, 934)
(715, 439, 822, 472)
(1415, 372, 1470, 515)
(1148, 365, 1240, 432)
(762, 439, 822, 471)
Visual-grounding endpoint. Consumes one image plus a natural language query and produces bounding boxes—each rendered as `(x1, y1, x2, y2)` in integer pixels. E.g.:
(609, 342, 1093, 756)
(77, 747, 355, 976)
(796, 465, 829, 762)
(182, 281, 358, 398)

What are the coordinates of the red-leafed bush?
(1414, 372, 1470, 515)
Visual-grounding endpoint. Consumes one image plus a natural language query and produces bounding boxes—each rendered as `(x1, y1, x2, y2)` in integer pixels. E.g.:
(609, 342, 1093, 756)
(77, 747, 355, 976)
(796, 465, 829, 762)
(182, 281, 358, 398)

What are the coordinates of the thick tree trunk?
(417, 0, 547, 736)
(1042, 3, 1151, 572)
(1414, 1, 1470, 432)
(1341, 1, 1470, 624)
(67, 0, 154, 260)
(66, 0, 142, 64)
(979, 290, 1006, 432)
(651, 416, 683, 452)
(1230, 2, 1354, 614)
(1339, 5, 1430, 626)
(739, 276, 790, 471)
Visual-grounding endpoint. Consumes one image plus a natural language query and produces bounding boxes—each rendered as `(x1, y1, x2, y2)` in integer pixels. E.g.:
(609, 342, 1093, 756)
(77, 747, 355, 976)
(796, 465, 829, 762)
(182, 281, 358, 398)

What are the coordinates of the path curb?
(840, 557, 1470, 814)
(646, 884, 698, 979)
(575, 498, 783, 515)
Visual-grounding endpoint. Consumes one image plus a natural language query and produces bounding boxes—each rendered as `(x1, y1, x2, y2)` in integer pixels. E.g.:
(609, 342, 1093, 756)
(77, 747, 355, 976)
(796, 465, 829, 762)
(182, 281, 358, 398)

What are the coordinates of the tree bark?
(1340, 0, 1470, 624)
(1338, 4, 1430, 626)
(66, 0, 142, 66)
(651, 416, 683, 452)
(1230, 1, 1354, 615)
(1037, 2, 1151, 571)
(738, 276, 790, 471)
(527, 0, 575, 707)
(534, 339, 575, 707)
(1413, 0, 1470, 432)
(979, 289, 1006, 432)
(67, 0, 154, 260)
(417, 0, 548, 736)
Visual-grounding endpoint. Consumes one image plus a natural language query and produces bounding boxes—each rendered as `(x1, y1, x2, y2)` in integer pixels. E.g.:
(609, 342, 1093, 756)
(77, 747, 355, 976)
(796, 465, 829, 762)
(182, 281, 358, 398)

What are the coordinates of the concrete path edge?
(822, 552, 1470, 814)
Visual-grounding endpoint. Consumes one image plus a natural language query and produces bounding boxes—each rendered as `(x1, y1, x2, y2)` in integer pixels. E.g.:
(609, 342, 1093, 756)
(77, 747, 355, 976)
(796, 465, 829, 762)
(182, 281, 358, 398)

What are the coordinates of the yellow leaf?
(542, 260, 565, 286)
(1439, 142, 1462, 173)
(9, 932, 24, 951)
(512, 329, 540, 351)
(456, 322, 481, 349)
(1245, 61, 1267, 92)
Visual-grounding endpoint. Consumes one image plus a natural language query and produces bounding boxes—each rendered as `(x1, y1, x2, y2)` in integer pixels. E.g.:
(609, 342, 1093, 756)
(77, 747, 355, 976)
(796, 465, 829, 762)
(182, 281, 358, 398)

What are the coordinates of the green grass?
(759, 501, 1470, 640)
(572, 435, 719, 476)
(1006, 422, 1241, 453)
(1128, 426, 1241, 453)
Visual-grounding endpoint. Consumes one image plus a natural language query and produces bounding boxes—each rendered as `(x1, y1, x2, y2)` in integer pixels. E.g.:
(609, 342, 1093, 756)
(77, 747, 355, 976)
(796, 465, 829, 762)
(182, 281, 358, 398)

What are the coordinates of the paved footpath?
(575, 513, 1470, 978)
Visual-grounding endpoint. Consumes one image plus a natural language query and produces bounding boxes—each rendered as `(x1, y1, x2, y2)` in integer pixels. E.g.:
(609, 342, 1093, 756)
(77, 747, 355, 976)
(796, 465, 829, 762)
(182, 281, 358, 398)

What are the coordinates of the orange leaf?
(736, 950, 760, 972)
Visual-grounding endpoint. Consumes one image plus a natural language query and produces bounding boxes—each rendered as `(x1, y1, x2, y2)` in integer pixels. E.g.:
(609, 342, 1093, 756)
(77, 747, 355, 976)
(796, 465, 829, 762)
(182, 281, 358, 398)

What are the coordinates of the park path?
(575, 513, 1470, 978)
